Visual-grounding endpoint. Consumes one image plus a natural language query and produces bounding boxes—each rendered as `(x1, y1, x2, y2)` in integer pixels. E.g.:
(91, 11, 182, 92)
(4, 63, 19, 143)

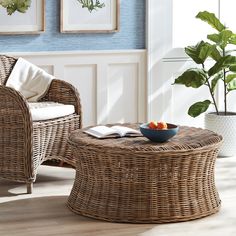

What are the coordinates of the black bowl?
(140, 123, 179, 142)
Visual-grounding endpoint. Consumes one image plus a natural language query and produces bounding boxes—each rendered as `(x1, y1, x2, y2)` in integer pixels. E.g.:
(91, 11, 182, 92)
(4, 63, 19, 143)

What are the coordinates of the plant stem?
(223, 49, 227, 115)
(207, 79, 219, 114)
(202, 64, 219, 115)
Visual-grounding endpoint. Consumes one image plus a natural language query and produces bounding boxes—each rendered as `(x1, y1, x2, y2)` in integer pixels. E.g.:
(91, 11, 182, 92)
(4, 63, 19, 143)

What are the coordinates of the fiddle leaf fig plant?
(0, 0, 31, 15)
(174, 11, 236, 117)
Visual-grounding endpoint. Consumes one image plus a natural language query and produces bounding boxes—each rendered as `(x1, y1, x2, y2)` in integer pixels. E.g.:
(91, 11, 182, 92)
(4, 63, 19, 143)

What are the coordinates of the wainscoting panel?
(107, 63, 138, 124)
(8, 50, 146, 127)
(64, 64, 97, 126)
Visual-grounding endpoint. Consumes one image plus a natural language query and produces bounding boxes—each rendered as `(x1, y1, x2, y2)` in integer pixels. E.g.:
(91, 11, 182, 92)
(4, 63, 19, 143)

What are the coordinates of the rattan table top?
(69, 124, 223, 153)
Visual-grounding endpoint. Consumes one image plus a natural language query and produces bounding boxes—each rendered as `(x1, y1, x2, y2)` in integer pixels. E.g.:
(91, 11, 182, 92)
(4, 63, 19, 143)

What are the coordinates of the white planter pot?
(205, 112, 236, 157)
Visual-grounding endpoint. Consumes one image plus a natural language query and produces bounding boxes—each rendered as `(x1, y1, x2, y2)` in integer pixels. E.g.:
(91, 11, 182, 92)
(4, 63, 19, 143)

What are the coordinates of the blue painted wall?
(0, 0, 146, 52)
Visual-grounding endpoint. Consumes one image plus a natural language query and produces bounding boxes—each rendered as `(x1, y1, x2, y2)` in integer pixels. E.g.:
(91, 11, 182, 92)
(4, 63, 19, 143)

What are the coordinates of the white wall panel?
(107, 63, 138, 124)
(39, 65, 54, 75)
(64, 65, 97, 127)
(9, 50, 146, 127)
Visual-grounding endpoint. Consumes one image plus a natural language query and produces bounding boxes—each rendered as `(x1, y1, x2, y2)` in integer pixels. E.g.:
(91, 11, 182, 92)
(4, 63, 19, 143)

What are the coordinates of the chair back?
(0, 55, 17, 85)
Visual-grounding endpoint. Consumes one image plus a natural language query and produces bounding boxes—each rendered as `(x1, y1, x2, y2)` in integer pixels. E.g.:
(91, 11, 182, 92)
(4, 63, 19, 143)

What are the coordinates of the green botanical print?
(77, 0, 105, 13)
(0, 0, 31, 15)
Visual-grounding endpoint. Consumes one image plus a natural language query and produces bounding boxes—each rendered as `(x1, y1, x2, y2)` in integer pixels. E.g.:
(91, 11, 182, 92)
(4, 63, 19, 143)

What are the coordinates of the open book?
(84, 125, 141, 138)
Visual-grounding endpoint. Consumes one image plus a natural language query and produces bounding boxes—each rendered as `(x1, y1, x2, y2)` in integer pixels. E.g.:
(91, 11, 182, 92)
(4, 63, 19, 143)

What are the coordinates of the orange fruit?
(149, 121, 157, 129)
(156, 122, 168, 130)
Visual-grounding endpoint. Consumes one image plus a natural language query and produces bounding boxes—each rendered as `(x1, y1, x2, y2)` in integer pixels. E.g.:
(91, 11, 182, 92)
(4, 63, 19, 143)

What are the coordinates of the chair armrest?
(0, 85, 33, 181)
(40, 79, 82, 127)
(0, 85, 32, 124)
(0, 55, 17, 85)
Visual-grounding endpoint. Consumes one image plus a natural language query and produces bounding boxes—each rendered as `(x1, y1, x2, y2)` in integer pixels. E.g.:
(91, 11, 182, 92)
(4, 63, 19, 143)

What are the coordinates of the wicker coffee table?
(67, 124, 222, 223)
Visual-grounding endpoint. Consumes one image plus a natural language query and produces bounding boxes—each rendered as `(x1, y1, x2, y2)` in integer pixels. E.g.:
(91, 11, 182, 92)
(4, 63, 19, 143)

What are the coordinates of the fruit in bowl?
(149, 121, 168, 130)
(140, 121, 179, 142)
(149, 121, 158, 129)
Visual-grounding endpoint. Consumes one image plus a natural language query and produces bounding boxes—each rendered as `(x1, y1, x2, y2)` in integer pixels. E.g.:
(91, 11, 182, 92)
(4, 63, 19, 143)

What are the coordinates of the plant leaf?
(226, 74, 236, 83)
(208, 55, 236, 76)
(185, 42, 204, 64)
(199, 42, 213, 62)
(222, 55, 236, 66)
(208, 57, 226, 76)
(174, 69, 207, 88)
(229, 34, 236, 45)
(188, 100, 211, 117)
(209, 45, 222, 61)
(211, 72, 223, 93)
(196, 11, 225, 32)
(207, 33, 221, 43)
(207, 30, 233, 49)
(185, 41, 213, 64)
(219, 30, 233, 48)
(229, 65, 236, 72)
(227, 78, 236, 91)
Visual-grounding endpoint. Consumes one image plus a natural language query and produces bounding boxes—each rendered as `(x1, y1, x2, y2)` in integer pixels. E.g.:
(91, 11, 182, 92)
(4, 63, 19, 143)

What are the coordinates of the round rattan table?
(67, 124, 222, 223)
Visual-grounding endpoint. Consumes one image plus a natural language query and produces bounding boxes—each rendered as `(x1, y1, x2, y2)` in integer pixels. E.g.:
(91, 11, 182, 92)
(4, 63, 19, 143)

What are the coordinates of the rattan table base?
(67, 124, 222, 223)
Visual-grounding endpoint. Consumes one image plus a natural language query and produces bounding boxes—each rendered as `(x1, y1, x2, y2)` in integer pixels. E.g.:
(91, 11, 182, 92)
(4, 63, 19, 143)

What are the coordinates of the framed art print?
(0, 0, 45, 35)
(61, 0, 120, 33)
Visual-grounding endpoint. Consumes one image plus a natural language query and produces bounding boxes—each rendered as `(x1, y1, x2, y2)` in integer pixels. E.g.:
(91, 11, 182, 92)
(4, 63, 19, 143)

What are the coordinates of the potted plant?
(174, 11, 236, 156)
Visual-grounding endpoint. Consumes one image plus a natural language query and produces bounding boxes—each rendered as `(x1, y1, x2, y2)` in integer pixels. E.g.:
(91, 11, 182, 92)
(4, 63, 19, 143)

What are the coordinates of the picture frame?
(60, 0, 120, 33)
(0, 0, 45, 35)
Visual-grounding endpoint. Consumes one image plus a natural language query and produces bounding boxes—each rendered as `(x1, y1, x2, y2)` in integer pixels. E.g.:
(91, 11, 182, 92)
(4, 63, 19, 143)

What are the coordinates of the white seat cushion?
(28, 102, 75, 121)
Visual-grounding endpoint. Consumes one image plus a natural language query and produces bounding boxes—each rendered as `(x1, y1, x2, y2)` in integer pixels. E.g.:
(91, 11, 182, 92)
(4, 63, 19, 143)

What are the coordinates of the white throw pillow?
(28, 102, 75, 121)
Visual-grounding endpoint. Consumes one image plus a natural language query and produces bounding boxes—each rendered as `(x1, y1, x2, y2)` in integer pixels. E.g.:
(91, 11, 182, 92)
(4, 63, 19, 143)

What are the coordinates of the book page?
(84, 126, 119, 138)
(110, 126, 140, 137)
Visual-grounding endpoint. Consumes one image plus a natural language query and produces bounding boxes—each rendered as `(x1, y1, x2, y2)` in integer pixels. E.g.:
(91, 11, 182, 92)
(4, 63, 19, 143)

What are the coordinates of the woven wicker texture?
(68, 124, 222, 223)
(0, 55, 16, 85)
(0, 55, 82, 193)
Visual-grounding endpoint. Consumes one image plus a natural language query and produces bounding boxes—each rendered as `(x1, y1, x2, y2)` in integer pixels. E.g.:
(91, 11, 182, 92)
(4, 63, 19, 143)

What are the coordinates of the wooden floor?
(0, 157, 236, 236)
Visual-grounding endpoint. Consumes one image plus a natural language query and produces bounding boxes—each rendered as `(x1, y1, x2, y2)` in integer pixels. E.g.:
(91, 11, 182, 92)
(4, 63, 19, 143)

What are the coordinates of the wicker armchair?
(0, 55, 82, 194)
